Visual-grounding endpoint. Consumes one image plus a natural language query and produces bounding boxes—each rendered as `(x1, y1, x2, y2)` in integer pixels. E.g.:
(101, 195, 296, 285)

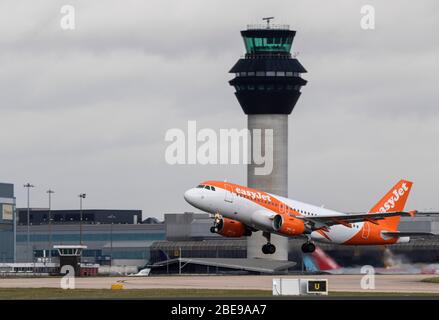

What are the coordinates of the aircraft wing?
(296, 211, 417, 228)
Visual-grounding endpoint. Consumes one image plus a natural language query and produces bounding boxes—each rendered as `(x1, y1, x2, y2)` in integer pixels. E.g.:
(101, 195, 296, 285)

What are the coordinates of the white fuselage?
(184, 185, 365, 244)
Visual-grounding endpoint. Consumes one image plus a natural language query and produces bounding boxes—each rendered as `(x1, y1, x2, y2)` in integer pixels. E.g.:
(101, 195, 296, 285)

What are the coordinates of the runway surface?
(0, 275, 438, 293)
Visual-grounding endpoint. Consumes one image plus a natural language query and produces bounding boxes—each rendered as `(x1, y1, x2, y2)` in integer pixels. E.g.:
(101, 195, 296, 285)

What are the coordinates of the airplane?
(183, 179, 432, 254)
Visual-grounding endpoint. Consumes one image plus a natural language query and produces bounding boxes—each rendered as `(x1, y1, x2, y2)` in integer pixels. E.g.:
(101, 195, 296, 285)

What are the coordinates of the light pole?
(107, 214, 116, 270)
(24, 183, 34, 262)
(179, 247, 182, 275)
(78, 193, 86, 245)
(46, 189, 55, 261)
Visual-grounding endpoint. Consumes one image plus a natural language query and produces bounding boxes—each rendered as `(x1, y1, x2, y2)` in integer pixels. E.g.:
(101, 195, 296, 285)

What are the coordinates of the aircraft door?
(361, 222, 370, 239)
(224, 184, 234, 203)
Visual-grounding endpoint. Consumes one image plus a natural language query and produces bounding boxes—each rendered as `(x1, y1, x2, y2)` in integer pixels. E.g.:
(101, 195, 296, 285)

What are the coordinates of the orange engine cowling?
(217, 218, 246, 238)
(273, 214, 305, 236)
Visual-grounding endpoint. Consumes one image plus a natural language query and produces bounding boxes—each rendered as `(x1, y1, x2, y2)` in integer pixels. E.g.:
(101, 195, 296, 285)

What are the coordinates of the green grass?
(0, 288, 272, 299)
(329, 291, 439, 297)
(0, 288, 438, 299)
(421, 277, 439, 283)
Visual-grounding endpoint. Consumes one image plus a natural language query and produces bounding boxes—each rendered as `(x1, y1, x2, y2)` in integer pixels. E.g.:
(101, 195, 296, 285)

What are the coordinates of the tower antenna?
(262, 17, 274, 29)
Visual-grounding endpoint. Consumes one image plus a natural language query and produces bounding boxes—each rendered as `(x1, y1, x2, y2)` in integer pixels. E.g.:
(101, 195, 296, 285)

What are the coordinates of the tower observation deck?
(229, 23, 307, 114)
(229, 20, 307, 260)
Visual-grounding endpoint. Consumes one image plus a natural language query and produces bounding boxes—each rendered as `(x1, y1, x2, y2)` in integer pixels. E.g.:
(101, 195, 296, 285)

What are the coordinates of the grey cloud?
(0, 0, 438, 218)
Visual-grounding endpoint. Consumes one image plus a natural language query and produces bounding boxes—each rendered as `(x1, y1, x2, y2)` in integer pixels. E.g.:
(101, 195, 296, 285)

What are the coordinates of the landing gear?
(261, 232, 276, 255)
(210, 213, 222, 234)
(301, 242, 316, 253)
(262, 243, 276, 254)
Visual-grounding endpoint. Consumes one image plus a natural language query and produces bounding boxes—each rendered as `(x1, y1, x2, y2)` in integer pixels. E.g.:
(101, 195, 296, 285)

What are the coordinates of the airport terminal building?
(13, 209, 439, 271)
(15, 208, 164, 266)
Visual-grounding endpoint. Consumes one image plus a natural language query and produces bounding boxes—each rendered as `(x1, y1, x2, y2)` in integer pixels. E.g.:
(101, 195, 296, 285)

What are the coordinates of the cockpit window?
(197, 184, 216, 191)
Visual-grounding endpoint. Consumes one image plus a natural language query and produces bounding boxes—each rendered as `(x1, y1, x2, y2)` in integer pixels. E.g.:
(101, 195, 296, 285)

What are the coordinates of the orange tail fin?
(369, 179, 413, 231)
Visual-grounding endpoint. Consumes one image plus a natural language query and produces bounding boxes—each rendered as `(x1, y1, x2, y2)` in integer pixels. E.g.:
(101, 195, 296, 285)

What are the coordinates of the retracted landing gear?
(261, 232, 276, 254)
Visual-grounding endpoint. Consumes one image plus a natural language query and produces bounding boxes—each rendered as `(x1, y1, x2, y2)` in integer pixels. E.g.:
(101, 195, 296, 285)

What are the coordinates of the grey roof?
(17, 223, 164, 232)
(229, 58, 307, 73)
(150, 258, 296, 273)
(101, 241, 155, 248)
(150, 239, 246, 249)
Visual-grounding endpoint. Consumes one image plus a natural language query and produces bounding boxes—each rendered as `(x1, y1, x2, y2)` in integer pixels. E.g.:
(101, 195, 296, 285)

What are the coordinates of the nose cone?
(184, 188, 200, 206)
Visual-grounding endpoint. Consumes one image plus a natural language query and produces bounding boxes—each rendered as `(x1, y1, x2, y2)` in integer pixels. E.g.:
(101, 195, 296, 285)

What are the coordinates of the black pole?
(27, 186, 30, 261)
(47, 189, 54, 261)
(80, 196, 82, 245)
(79, 193, 86, 245)
(24, 183, 34, 262)
(110, 221, 113, 269)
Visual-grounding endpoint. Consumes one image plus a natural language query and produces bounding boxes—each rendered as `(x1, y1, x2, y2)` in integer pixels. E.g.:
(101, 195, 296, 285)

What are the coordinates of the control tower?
(229, 18, 307, 260)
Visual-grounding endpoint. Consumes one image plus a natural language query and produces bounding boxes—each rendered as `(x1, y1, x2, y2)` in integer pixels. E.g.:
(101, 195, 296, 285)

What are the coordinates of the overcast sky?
(0, 0, 438, 220)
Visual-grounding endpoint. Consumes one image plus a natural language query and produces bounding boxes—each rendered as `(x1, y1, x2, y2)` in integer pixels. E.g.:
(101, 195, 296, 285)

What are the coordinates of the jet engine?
(212, 217, 250, 237)
(273, 214, 305, 236)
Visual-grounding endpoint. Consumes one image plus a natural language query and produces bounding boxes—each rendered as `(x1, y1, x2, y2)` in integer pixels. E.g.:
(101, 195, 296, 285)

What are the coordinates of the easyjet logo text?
(379, 183, 409, 213)
(235, 187, 272, 202)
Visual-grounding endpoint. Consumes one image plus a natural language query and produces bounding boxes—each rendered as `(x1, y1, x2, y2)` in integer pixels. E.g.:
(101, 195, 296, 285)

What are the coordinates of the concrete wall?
(165, 212, 221, 241)
(399, 215, 439, 234)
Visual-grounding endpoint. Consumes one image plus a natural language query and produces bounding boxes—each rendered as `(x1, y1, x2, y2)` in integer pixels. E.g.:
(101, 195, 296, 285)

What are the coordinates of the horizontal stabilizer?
(413, 211, 439, 216)
(382, 231, 434, 238)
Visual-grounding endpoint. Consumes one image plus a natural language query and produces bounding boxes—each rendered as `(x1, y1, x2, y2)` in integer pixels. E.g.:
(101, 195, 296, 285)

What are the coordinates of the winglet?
(408, 210, 417, 218)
